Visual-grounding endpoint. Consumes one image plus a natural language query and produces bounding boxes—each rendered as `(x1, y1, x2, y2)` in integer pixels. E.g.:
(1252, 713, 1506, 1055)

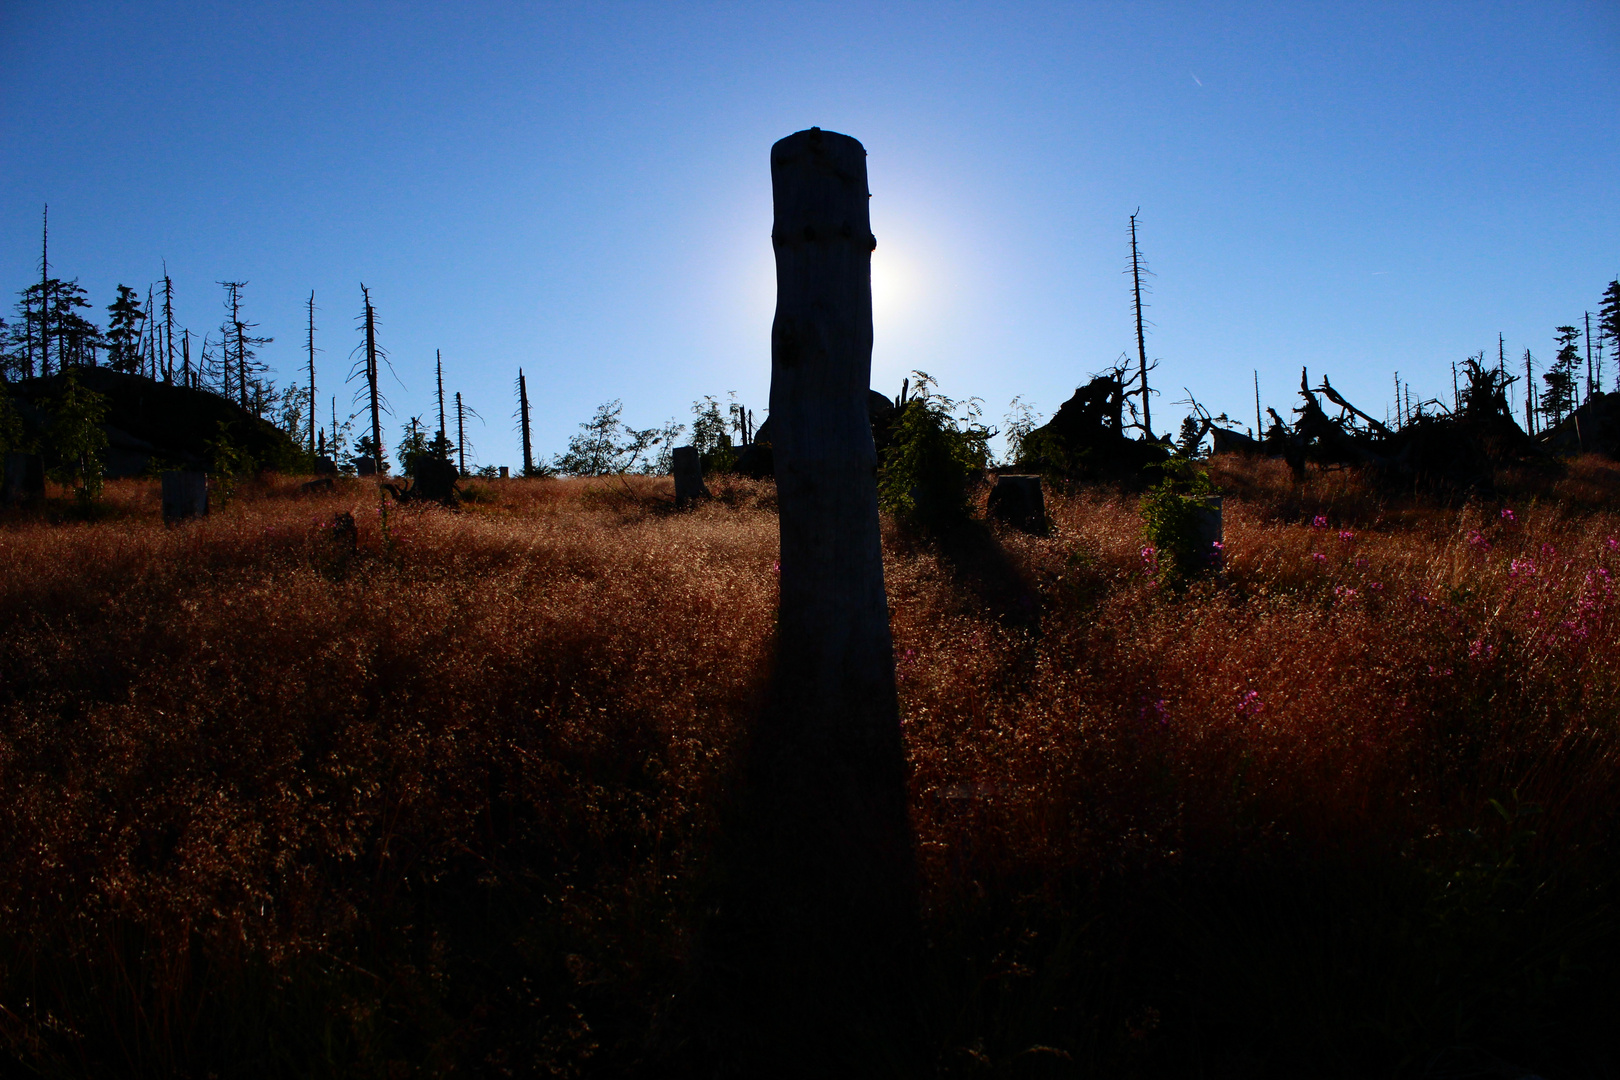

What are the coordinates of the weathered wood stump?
(413, 457, 459, 505)
(498, 466, 509, 479)
(1191, 494, 1223, 568)
(161, 471, 208, 522)
(671, 445, 709, 506)
(314, 455, 338, 475)
(988, 474, 1048, 534)
(355, 457, 377, 477)
(3, 452, 44, 505)
(690, 128, 916, 1073)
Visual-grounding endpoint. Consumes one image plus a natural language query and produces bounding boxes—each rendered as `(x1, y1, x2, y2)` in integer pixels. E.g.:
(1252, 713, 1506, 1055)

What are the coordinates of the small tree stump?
(314, 455, 338, 475)
(356, 457, 377, 477)
(161, 471, 208, 522)
(413, 457, 459, 505)
(1190, 495, 1223, 568)
(672, 445, 709, 506)
(987, 474, 1047, 534)
(3, 452, 44, 505)
(498, 466, 509, 479)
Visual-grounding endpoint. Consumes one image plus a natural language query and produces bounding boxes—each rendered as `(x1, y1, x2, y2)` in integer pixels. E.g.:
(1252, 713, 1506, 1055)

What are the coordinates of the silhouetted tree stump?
(686, 128, 919, 1075)
(1191, 495, 1223, 568)
(3, 453, 44, 505)
(988, 473, 1048, 534)
(161, 471, 208, 522)
(672, 445, 710, 506)
(413, 456, 459, 505)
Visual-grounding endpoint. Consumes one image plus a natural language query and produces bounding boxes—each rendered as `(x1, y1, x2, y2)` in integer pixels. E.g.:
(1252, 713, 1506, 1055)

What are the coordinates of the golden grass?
(2, 460, 1619, 1076)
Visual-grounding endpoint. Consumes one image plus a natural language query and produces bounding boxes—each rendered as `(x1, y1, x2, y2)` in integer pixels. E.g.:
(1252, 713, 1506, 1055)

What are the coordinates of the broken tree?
(696, 128, 916, 1071)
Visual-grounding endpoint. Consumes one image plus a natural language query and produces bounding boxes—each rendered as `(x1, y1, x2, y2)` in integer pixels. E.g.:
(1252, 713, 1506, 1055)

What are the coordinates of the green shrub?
(46, 375, 109, 507)
(1140, 458, 1218, 583)
(878, 374, 990, 530)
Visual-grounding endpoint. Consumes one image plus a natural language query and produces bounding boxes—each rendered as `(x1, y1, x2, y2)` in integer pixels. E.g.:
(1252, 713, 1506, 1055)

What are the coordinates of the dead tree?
(455, 391, 468, 477)
(516, 368, 533, 476)
(360, 285, 383, 476)
(307, 293, 319, 453)
(698, 126, 914, 1068)
(435, 350, 447, 443)
(39, 206, 49, 378)
(1129, 210, 1153, 439)
(161, 266, 176, 384)
(768, 127, 898, 745)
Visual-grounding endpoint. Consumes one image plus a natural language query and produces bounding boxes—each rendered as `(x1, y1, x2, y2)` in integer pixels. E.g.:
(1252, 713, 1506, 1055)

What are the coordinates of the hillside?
(4, 368, 306, 476)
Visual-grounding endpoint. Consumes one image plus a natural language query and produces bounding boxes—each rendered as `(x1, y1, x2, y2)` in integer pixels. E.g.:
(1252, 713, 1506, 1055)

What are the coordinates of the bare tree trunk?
(435, 350, 446, 442)
(769, 128, 896, 729)
(691, 128, 915, 1072)
(362, 285, 382, 476)
(162, 267, 176, 385)
(308, 293, 319, 453)
(455, 392, 467, 477)
(517, 368, 533, 476)
(39, 206, 49, 378)
(1130, 210, 1152, 439)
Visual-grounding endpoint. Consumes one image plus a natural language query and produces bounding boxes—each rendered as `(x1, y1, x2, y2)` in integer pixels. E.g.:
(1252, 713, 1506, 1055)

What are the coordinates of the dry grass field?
(3, 458, 1619, 1077)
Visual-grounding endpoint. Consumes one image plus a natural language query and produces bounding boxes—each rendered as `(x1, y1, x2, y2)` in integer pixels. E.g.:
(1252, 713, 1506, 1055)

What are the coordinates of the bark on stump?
(690, 128, 918, 1074)
(3, 453, 44, 505)
(671, 445, 710, 507)
(988, 474, 1048, 534)
(161, 471, 208, 522)
(1191, 494, 1223, 569)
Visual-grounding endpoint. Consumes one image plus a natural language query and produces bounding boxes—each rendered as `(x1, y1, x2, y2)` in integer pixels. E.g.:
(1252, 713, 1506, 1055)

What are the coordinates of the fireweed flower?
(1468, 639, 1495, 660)
(1338, 530, 1355, 543)
(1501, 507, 1516, 523)
(1312, 515, 1329, 529)
(1139, 696, 1169, 728)
(1311, 552, 1327, 564)
(1236, 690, 1264, 717)
(1510, 558, 1537, 578)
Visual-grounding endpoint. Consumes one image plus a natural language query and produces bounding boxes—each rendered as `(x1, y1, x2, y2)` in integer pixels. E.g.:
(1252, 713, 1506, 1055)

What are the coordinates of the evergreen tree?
(105, 285, 144, 373)
(49, 280, 100, 368)
(1601, 280, 1620, 388)
(1541, 326, 1582, 426)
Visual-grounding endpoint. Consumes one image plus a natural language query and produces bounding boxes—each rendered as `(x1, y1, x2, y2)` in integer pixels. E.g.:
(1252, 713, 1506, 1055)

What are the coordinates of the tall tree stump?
(161, 471, 208, 522)
(671, 445, 709, 506)
(690, 128, 917, 1073)
(768, 127, 895, 734)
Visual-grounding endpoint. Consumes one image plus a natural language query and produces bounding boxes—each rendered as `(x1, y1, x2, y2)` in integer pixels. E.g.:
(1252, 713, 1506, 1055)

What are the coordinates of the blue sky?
(3, 1, 1616, 467)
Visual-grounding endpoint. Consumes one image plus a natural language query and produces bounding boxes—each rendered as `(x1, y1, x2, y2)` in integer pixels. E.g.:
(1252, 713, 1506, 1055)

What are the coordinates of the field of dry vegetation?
(3, 458, 1620, 1077)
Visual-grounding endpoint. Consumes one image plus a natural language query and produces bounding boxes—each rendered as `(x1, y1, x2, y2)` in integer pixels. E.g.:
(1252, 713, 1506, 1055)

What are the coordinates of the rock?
(987, 474, 1047, 534)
